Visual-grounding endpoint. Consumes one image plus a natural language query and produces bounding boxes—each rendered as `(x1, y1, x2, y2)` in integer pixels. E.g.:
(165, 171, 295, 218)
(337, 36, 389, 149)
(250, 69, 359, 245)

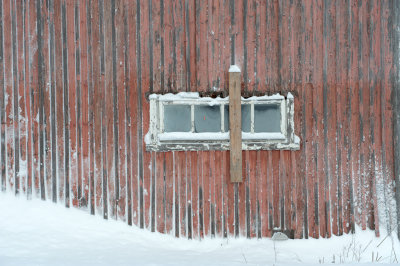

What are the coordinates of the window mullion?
(251, 102, 254, 133)
(191, 104, 194, 133)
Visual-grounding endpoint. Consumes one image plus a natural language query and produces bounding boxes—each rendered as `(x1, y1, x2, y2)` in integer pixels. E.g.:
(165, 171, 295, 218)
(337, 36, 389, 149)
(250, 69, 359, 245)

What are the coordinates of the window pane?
(164, 105, 192, 132)
(254, 104, 281, 132)
(224, 104, 251, 132)
(194, 105, 221, 132)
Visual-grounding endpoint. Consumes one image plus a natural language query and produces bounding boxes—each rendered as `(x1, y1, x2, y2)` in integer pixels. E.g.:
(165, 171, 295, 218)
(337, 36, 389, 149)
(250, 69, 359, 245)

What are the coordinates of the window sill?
(145, 132, 300, 151)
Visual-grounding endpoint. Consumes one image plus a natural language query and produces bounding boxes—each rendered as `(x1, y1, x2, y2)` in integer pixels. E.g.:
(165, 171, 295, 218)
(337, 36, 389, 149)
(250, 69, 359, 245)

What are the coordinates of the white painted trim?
(146, 93, 300, 151)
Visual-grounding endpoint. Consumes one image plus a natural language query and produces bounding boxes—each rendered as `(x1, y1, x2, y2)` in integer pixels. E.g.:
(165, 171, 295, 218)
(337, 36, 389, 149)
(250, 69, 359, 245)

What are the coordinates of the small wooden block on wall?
(229, 65, 242, 183)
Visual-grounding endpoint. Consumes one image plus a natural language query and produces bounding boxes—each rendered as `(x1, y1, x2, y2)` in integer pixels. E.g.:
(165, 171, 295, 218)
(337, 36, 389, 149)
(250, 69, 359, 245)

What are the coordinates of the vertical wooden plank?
(0, 0, 5, 193)
(202, 151, 210, 237)
(191, 151, 199, 238)
(214, 150, 222, 237)
(271, 151, 280, 230)
(91, 0, 103, 215)
(156, 152, 165, 233)
(16, 0, 27, 195)
(369, 0, 381, 235)
(198, 151, 204, 238)
(62, 0, 70, 206)
(66, 0, 77, 206)
(179, 151, 187, 237)
(313, 0, 328, 238)
(173, 151, 179, 237)
(4, 0, 14, 194)
(292, 0, 304, 239)
(358, 0, 369, 231)
(24, 0, 33, 198)
(139, 0, 150, 229)
(260, 151, 270, 237)
(87, 0, 95, 214)
(382, 0, 396, 234)
(186, 151, 192, 239)
(122, 0, 131, 223)
(337, 0, 352, 234)
(165, 152, 174, 234)
(79, 0, 89, 208)
(104, 0, 115, 219)
(195, 0, 208, 93)
(238, 151, 246, 236)
(115, 0, 127, 222)
(127, 0, 138, 226)
(48, 0, 57, 203)
(349, 0, 360, 230)
(54, 0, 64, 204)
(209, 151, 216, 237)
(100, 0, 108, 218)
(10, 0, 19, 195)
(325, 0, 338, 236)
(267, 151, 274, 233)
(249, 150, 257, 238)
(41, 0, 51, 202)
(392, 0, 400, 240)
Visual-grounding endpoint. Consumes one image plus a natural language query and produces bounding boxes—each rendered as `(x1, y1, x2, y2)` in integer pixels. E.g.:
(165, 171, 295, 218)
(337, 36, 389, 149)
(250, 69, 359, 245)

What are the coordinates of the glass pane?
(224, 104, 251, 132)
(194, 105, 221, 132)
(164, 105, 192, 132)
(254, 104, 281, 132)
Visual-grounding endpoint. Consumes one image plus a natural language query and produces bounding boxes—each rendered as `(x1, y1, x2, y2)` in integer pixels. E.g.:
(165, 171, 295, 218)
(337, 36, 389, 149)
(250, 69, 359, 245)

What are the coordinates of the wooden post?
(229, 65, 242, 182)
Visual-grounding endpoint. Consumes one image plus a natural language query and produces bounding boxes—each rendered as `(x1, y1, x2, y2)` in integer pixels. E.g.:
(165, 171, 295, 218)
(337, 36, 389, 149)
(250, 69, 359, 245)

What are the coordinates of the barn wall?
(0, 0, 399, 239)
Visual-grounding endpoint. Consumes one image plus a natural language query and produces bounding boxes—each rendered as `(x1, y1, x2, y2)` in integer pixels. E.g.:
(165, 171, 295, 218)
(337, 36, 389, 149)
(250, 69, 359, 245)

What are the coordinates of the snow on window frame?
(145, 92, 300, 151)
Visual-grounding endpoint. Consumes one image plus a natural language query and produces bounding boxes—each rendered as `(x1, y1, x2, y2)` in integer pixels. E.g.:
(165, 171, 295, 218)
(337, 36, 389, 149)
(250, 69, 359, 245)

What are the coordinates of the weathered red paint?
(1, 0, 398, 240)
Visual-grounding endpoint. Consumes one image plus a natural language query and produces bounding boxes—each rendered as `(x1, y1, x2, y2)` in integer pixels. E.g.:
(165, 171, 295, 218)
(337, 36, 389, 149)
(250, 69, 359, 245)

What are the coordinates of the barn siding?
(0, 0, 399, 239)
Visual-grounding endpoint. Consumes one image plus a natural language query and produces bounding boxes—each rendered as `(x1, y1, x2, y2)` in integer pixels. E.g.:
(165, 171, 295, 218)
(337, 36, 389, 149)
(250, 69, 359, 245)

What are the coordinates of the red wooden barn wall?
(0, 0, 399, 239)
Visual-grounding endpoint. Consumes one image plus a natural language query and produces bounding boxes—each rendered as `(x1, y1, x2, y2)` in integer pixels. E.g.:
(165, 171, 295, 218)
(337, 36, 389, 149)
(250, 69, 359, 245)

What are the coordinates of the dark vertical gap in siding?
(75, 0, 82, 205)
(87, 0, 95, 216)
(242, 0, 247, 92)
(322, 0, 330, 238)
(123, 2, 132, 225)
(111, 0, 119, 220)
(151, 152, 155, 231)
(99, 0, 108, 219)
(136, 0, 144, 229)
(49, 0, 57, 203)
(11, 0, 19, 195)
(277, 0, 282, 88)
(61, 1, 70, 207)
(229, 0, 234, 65)
(184, 0, 190, 92)
(392, 0, 400, 240)
(0, 0, 5, 192)
(149, 0, 153, 94)
(37, 0, 46, 201)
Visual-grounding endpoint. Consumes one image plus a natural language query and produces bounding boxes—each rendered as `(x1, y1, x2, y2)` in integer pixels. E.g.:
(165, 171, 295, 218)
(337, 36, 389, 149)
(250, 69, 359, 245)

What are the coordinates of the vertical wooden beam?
(229, 65, 241, 183)
(393, 0, 400, 240)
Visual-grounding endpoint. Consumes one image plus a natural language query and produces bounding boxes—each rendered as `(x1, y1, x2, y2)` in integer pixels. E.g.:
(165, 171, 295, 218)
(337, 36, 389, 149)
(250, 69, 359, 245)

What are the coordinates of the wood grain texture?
(0, 0, 397, 239)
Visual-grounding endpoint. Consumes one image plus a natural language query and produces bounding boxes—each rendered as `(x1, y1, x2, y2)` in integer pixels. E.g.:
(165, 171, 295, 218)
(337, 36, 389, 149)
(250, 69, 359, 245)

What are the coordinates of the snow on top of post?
(287, 92, 294, 99)
(229, 65, 241, 73)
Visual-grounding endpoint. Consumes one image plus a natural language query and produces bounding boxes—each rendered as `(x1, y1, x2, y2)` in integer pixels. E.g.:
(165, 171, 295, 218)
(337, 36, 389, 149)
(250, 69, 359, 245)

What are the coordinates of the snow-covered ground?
(0, 192, 398, 266)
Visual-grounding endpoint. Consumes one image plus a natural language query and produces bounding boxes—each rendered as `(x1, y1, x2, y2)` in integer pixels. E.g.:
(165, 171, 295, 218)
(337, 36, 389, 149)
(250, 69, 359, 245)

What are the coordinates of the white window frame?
(145, 92, 300, 151)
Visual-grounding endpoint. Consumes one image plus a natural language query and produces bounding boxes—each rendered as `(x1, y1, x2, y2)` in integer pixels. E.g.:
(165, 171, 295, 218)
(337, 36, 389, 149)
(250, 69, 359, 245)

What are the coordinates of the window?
(145, 92, 300, 151)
